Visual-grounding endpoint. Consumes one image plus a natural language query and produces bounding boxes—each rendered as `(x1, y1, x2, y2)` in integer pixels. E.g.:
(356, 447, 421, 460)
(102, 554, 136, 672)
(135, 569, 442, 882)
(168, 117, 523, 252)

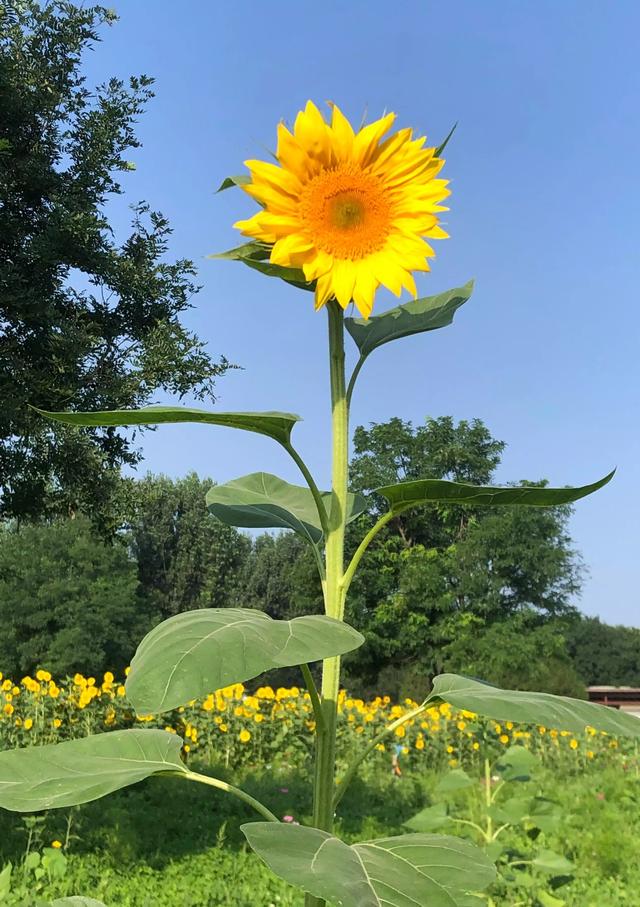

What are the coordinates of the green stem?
(484, 757, 493, 841)
(178, 770, 279, 823)
(305, 302, 349, 907)
(333, 702, 428, 810)
(300, 663, 326, 733)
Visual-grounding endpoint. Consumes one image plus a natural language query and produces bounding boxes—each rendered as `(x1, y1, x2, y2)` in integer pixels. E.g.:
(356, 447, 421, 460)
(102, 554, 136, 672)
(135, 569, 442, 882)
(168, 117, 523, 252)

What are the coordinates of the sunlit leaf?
(429, 673, 640, 738)
(0, 730, 186, 812)
(345, 282, 473, 360)
(206, 472, 367, 544)
(210, 240, 313, 291)
(216, 174, 251, 192)
(33, 406, 301, 446)
(404, 803, 452, 833)
(376, 471, 615, 515)
(127, 609, 364, 714)
(242, 823, 496, 907)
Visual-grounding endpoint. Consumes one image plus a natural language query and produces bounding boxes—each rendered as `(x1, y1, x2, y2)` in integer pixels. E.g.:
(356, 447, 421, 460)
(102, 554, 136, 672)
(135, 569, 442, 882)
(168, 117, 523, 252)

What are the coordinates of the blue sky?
(82, 0, 639, 625)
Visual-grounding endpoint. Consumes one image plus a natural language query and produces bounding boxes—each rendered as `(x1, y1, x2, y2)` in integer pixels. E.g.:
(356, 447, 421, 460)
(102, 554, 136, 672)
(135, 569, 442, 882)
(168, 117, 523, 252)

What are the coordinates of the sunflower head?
(234, 101, 450, 319)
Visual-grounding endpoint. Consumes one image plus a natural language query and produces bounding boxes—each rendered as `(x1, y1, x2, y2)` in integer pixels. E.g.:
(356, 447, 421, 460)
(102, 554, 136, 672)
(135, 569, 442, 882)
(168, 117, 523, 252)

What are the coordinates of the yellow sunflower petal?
(234, 101, 451, 316)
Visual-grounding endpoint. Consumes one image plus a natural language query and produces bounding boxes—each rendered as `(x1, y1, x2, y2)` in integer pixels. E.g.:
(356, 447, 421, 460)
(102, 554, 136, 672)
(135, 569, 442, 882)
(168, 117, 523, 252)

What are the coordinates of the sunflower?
(234, 101, 450, 318)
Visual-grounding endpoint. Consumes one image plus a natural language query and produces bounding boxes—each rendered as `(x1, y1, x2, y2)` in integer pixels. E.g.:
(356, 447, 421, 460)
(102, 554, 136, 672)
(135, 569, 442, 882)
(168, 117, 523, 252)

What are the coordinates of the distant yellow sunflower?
(234, 101, 450, 318)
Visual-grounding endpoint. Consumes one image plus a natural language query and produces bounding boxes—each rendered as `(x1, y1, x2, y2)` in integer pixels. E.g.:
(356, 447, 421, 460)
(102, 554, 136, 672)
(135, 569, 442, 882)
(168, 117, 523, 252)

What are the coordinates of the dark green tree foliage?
(342, 417, 584, 695)
(237, 532, 323, 620)
(126, 473, 250, 618)
(0, 2, 229, 527)
(0, 517, 154, 675)
(565, 616, 640, 686)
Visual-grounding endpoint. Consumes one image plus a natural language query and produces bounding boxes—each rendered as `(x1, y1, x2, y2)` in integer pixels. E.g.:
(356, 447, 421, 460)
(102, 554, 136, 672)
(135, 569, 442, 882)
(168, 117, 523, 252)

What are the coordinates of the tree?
(342, 416, 584, 694)
(236, 532, 323, 620)
(0, 2, 229, 528)
(0, 517, 154, 675)
(565, 616, 640, 686)
(126, 473, 250, 618)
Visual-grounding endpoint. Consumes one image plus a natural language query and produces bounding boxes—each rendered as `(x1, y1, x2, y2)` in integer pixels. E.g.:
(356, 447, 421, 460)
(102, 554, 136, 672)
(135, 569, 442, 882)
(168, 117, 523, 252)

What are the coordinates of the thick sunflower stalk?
(0, 101, 622, 907)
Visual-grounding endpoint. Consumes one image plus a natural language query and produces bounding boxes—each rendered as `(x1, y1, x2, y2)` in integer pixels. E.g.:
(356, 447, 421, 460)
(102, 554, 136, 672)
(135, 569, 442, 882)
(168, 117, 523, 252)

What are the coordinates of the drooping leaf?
(434, 768, 475, 794)
(537, 890, 566, 906)
(428, 674, 640, 738)
(126, 609, 364, 714)
(242, 823, 496, 907)
(404, 803, 452, 832)
(0, 730, 186, 812)
(210, 240, 313, 291)
(33, 406, 301, 446)
(206, 472, 367, 544)
(216, 174, 251, 192)
(344, 282, 473, 360)
(376, 470, 615, 515)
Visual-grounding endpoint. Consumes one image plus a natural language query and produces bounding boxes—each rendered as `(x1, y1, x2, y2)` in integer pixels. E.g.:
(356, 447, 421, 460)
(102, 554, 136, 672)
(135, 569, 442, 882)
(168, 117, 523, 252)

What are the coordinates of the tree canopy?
(0, 1, 229, 528)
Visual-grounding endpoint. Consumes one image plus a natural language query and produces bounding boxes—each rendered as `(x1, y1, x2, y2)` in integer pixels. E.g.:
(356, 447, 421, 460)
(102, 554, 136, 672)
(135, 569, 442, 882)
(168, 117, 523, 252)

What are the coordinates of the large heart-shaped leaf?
(211, 240, 312, 291)
(126, 609, 364, 714)
(242, 823, 496, 907)
(376, 471, 615, 514)
(345, 282, 473, 359)
(0, 730, 186, 812)
(206, 472, 367, 545)
(33, 405, 301, 446)
(429, 674, 640, 738)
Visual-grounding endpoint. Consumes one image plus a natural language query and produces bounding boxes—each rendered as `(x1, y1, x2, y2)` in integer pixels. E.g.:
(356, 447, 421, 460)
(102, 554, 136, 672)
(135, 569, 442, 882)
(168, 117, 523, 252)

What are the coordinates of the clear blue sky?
(83, 0, 639, 625)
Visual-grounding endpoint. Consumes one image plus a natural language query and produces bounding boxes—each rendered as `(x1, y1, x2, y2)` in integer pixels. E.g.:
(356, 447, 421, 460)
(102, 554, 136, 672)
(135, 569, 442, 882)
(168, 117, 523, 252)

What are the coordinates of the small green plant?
(1, 101, 636, 906)
(407, 746, 574, 905)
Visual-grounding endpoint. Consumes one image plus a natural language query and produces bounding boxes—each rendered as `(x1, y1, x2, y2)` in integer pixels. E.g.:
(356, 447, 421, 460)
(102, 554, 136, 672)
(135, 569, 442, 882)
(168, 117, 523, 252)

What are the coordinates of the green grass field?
(2, 759, 639, 906)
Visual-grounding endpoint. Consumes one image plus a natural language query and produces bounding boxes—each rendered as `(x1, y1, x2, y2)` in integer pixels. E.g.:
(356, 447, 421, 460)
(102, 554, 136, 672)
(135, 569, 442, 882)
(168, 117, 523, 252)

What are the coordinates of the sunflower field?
(1, 669, 633, 776)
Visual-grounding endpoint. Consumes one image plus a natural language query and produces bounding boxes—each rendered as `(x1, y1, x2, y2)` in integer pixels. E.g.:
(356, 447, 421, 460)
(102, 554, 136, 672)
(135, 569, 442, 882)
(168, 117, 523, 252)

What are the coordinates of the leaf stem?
(340, 509, 396, 600)
(300, 663, 326, 733)
(345, 354, 366, 407)
(333, 701, 428, 810)
(283, 442, 330, 538)
(178, 770, 280, 823)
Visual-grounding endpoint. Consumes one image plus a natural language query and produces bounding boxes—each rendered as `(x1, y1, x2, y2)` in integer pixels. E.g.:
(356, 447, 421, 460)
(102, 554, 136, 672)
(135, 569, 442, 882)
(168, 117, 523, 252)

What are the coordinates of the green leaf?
(216, 174, 251, 192)
(436, 123, 458, 157)
(210, 240, 313, 291)
(537, 890, 566, 907)
(0, 863, 12, 898)
(50, 899, 108, 906)
(33, 406, 301, 447)
(429, 673, 640, 738)
(0, 730, 186, 812)
(495, 745, 540, 781)
(242, 823, 496, 907)
(206, 472, 367, 544)
(344, 282, 473, 359)
(126, 609, 364, 714)
(487, 797, 531, 826)
(532, 850, 574, 875)
(376, 470, 615, 515)
(434, 768, 475, 794)
(404, 803, 452, 832)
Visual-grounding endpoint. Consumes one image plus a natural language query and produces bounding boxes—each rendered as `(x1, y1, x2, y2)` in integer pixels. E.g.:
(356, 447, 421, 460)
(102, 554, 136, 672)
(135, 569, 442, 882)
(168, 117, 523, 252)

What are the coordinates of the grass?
(1, 761, 640, 905)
